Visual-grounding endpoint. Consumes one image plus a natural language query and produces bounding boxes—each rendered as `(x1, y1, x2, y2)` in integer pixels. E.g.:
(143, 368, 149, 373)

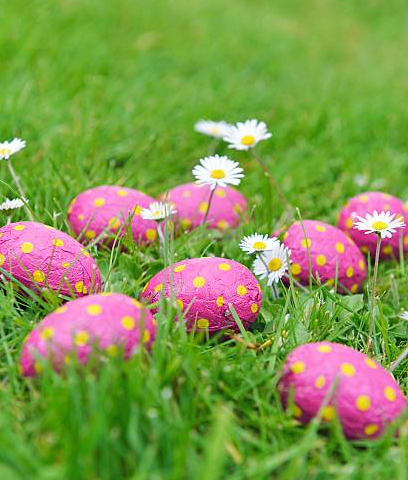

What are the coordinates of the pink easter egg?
(140, 257, 262, 333)
(338, 191, 408, 259)
(20, 293, 155, 376)
(0, 222, 101, 297)
(68, 185, 158, 245)
(163, 183, 247, 231)
(279, 342, 407, 440)
(281, 220, 367, 293)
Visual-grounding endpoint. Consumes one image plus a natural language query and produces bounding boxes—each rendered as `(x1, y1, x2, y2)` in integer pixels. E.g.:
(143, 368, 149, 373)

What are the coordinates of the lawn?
(1, 0, 408, 478)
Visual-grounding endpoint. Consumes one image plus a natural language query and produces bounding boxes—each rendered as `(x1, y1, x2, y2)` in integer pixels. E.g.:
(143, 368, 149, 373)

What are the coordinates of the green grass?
(1, 0, 408, 478)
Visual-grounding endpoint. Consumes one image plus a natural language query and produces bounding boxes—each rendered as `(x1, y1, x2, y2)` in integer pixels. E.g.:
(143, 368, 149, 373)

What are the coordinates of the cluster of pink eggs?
(1, 185, 406, 440)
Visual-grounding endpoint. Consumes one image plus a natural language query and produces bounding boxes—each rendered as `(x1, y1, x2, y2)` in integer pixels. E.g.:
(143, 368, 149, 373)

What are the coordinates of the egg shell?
(140, 257, 262, 333)
(281, 220, 367, 293)
(163, 182, 247, 232)
(337, 191, 408, 259)
(279, 342, 407, 440)
(68, 185, 158, 245)
(0, 221, 101, 297)
(20, 293, 156, 376)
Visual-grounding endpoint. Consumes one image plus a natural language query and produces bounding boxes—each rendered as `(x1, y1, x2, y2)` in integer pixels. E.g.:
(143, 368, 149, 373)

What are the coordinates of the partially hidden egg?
(140, 257, 262, 333)
(68, 185, 158, 245)
(0, 221, 101, 297)
(279, 342, 407, 440)
(281, 220, 367, 293)
(20, 293, 155, 376)
(163, 183, 247, 232)
(338, 191, 408, 259)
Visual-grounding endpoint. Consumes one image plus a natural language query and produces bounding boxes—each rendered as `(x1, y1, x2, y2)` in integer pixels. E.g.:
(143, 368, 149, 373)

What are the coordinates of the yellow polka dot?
(341, 363, 356, 377)
(81, 249, 90, 258)
(133, 205, 142, 216)
(176, 299, 184, 310)
(234, 203, 243, 213)
(34, 361, 44, 374)
(346, 266, 354, 278)
(251, 303, 259, 313)
(382, 245, 393, 255)
(174, 265, 186, 273)
(218, 263, 231, 271)
(404, 235, 408, 247)
(74, 330, 89, 346)
(318, 344, 332, 353)
(142, 330, 151, 343)
(315, 375, 326, 388)
(181, 218, 192, 229)
(55, 306, 67, 314)
(292, 405, 302, 418)
(301, 238, 312, 249)
(326, 278, 334, 286)
(356, 395, 371, 411)
(335, 242, 345, 254)
(359, 195, 369, 203)
(121, 316, 136, 330)
(108, 217, 120, 229)
(217, 220, 229, 230)
(290, 263, 301, 275)
(86, 304, 103, 316)
(78, 214, 85, 220)
(384, 386, 396, 402)
(365, 358, 377, 369)
(85, 230, 96, 239)
(215, 188, 226, 197)
(383, 203, 391, 211)
(40, 327, 55, 341)
(33, 270, 45, 283)
(216, 296, 224, 307)
(322, 406, 336, 421)
(94, 197, 105, 207)
(345, 217, 353, 229)
(130, 297, 140, 305)
(291, 361, 306, 374)
(198, 202, 209, 213)
(193, 276, 205, 288)
(154, 283, 163, 293)
(117, 189, 128, 197)
(364, 424, 379, 436)
(237, 285, 247, 296)
(197, 318, 209, 328)
(316, 254, 326, 266)
(146, 229, 157, 241)
(21, 242, 34, 253)
(106, 344, 119, 356)
(315, 224, 326, 232)
(283, 232, 288, 240)
(52, 238, 64, 247)
(358, 259, 366, 271)
(14, 225, 26, 231)
(75, 281, 87, 294)
(0, 254, 5, 266)
(350, 284, 359, 293)
(361, 246, 369, 254)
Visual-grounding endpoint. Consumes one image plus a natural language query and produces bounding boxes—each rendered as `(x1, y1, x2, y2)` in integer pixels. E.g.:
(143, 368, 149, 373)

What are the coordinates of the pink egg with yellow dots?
(338, 191, 408, 259)
(0, 221, 101, 297)
(163, 183, 247, 232)
(20, 293, 156, 376)
(68, 185, 158, 245)
(279, 342, 407, 440)
(140, 257, 262, 334)
(281, 220, 367, 293)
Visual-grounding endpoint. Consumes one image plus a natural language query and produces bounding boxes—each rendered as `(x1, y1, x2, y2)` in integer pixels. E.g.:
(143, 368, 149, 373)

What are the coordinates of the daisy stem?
(368, 234, 381, 353)
(389, 345, 408, 372)
(6, 160, 34, 221)
(253, 153, 290, 210)
(7, 215, 11, 225)
(202, 187, 216, 225)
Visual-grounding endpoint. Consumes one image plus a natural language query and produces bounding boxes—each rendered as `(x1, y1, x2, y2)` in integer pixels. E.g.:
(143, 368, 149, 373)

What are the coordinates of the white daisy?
(399, 311, 408, 321)
(141, 201, 177, 221)
(352, 210, 406, 239)
(192, 154, 244, 190)
(0, 138, 26, 160)
(252, 242, 291, 285)
(239, 234, 278, 254)
(223, 119, 271, 151)
(0, 197, 27, 211)
(194, 120, 232, 139)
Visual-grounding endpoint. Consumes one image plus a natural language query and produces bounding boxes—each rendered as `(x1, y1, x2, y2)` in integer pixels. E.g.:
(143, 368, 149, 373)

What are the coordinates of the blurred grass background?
(1, 0, 408, 479)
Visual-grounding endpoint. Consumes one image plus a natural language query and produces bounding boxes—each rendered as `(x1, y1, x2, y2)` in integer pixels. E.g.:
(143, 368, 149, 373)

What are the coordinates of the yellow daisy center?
(210, 169, 226, 179)
(152, 210, 161, 218)
(268, 258, 282, 271)
(241, 134, 255, 146)
(253, 241, 267, 250)
(0, 147, 11, 156)
(210, 126, 220, 135)
(372, 221, 388, 230)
